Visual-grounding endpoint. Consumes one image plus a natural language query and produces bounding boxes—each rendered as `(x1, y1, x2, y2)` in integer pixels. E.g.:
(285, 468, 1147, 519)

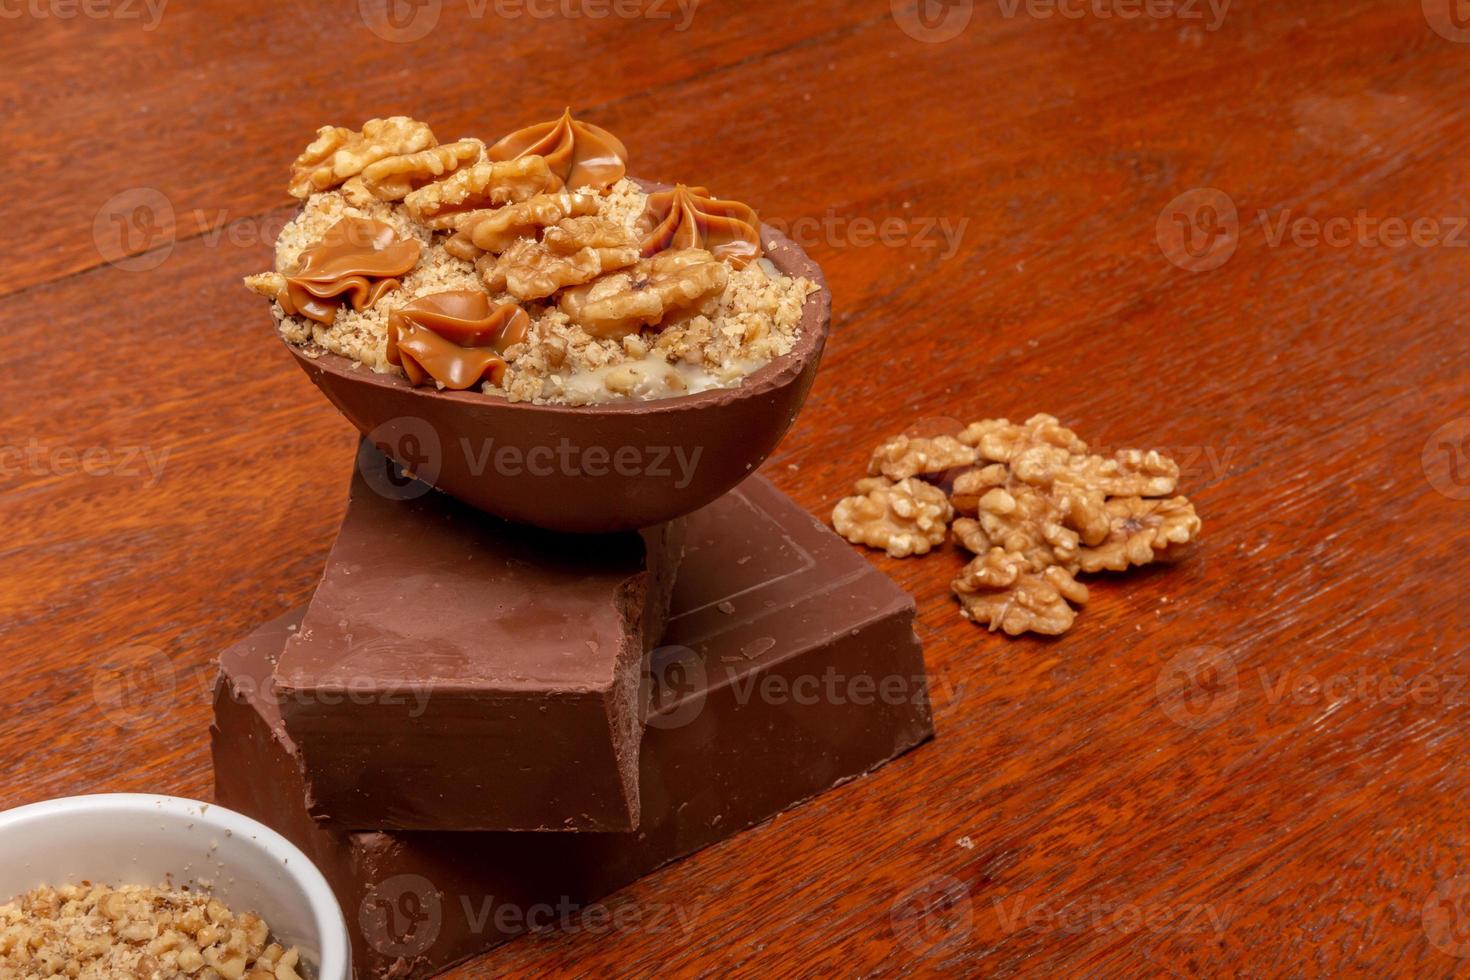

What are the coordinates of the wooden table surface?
(7, 0, 1470, 975)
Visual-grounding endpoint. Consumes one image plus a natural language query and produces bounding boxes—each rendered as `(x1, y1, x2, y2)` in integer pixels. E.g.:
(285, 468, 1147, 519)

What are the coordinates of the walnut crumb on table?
(832, 413, 1204, 636)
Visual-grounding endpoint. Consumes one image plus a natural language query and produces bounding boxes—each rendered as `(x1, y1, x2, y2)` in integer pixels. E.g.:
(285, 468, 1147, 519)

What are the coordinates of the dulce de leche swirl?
(635, 185, 763, 269)
(282, 217, 421, 324)
(487, 108, 628, 193)
(387, 290, 531, 390)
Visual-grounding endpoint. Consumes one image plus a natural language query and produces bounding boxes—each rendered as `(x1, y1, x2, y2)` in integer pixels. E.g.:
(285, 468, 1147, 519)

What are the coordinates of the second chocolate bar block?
(272, 446, 683, 832)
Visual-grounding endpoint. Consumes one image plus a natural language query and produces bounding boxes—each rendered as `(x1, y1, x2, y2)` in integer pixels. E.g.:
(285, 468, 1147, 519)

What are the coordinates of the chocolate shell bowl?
(284, 222, 830, 533)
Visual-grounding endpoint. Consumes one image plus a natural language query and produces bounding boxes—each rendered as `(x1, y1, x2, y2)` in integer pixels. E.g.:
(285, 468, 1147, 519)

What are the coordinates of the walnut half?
(448, 191, 600, 259)
(867, 434, 976, 482)
(833, 477, 953, 558)
(959, 413, 1090, 461)
(355, 138, 484, 202)
(287, 116, 437, 199)
(557, 248, 729, 339)
(480, 215, 639, 301)
(951, 484, 1081, 573)
(952, 548, 1089, 636)
(1076, 495, 1202, 573)
(404, 156, 566, 230)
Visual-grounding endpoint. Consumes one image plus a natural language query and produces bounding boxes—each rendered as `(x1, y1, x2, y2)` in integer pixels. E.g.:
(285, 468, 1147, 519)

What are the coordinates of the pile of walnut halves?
(832, 414, 1203, 636)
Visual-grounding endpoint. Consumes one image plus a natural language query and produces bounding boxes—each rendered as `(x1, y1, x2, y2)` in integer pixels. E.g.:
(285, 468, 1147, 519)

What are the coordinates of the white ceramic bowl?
(0, 794, 349, 980)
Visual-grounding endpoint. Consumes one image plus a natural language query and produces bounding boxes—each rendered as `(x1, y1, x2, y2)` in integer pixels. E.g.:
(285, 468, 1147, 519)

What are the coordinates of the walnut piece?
(1049, 448, 1180, 498)
(951, 484, 1081, 572)
(287, 116, 437, 199)
(0, 883, 304, 979)
(558, 248, 730, 339)
(403, 156, 565, 229)
(1077, 495, 1202, 573)
(953, 548, 1090, 636)
(358, 138, 484, 201)
(480, 216, 639, 301)
(949, 463, 1009, 514)
(448, 192, 600, 259)
(545, 214, 637, 256)
(243, 271, 288, 302)
(959, 413, 1089, 460)
(867, 434, 977, 481)
(833, 477, 953, 558)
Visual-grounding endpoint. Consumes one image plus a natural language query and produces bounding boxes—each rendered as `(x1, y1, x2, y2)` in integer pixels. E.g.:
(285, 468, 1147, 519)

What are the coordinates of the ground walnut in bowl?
(0, 882, 304, 979)
(245, 110, 832, 533)
(0, 794, 349, 980)
(245, 110, 820, 407)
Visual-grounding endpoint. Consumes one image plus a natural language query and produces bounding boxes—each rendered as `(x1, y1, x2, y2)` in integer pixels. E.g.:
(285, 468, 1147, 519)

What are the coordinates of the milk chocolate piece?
(214, 476, 933, 979)
(272, 445, 682, 832)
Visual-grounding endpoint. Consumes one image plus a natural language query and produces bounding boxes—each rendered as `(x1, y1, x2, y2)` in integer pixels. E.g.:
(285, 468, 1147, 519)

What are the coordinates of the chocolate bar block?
(214, 477, 933, 979)
(271, 445, 682, 832)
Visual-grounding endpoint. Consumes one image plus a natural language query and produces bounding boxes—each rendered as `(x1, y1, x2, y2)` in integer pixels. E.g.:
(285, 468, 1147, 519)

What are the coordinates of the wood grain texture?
(4, 0, 1470, 975)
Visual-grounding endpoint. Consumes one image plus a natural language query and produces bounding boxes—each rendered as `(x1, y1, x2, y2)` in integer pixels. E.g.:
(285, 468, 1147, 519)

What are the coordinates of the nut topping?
(545, 214, 638, 256)
(388, 290, 530, 389)
(251, 109, 823, 408)
(487, 107, 629, 192)
(247, 217, 421, 325)
(446, 192, 600, 259)
(636, 184, 764, 269)
(357, 139, 484, 202)
(404, 156, 565, 230)
(288, 116, 437, 199)
(558, 248, 729, 339)
(480, 216, 639, 301)
(832, 477, 953, 558)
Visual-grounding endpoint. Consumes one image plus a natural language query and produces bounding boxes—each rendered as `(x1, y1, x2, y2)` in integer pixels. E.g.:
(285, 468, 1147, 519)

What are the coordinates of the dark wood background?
(6, 0, 1470, 974)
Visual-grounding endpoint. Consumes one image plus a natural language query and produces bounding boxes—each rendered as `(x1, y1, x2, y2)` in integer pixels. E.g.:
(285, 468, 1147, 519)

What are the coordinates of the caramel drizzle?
(387, 290, 531, 390)
(281, 218, 421, 325)
(635, 185, 763, 269)
(487, 107, 629, 193)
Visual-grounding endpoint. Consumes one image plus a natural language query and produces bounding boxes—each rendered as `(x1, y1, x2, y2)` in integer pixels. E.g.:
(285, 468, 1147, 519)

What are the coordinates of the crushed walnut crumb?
(0, 882, 303, 980)
(834, 413, 1203, 636)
